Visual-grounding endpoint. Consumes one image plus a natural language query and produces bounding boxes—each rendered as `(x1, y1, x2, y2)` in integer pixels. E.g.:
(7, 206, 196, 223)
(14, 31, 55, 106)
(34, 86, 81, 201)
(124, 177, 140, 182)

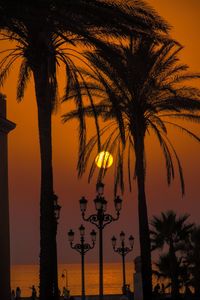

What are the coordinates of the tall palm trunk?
(33, 66, 58, 300)
(134, 129, 152, 300)
(169, 242, 179, 299)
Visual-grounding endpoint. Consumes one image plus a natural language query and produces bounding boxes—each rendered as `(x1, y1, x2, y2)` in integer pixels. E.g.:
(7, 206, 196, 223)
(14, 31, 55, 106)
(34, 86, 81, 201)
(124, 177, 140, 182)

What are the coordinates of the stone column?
(134, 256, 143, 300)
(0, 94, 16, 300)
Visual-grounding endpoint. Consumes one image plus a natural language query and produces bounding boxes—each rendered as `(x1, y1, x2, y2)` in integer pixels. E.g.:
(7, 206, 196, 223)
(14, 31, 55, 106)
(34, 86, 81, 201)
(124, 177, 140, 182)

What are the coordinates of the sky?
(1, 0, 200, 265)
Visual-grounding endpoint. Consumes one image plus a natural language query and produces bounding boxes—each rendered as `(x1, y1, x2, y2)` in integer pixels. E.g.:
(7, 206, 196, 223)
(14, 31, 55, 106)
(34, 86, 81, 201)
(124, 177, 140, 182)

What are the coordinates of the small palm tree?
(153, 253, 191, 296)
(63, 39, 200, 300)
(0, 2, 170, 299)
(154, 253, 179, 293)
(185, 225, 200, 297)
(151, 210, 193, 298)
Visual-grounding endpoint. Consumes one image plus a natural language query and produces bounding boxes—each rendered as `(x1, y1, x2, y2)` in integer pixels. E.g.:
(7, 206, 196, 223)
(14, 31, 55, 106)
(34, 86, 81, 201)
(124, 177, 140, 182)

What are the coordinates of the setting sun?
(95, 151, 113, 169)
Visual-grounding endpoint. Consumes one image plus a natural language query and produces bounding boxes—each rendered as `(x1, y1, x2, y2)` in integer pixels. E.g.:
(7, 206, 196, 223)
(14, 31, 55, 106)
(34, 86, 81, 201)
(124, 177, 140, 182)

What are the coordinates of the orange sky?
(1, 0, 200, 264)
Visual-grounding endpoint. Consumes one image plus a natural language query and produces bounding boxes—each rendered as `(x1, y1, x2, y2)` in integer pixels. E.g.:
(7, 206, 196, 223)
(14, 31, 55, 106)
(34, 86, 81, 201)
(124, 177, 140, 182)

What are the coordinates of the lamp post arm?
(113, 246, 133, 256)
(70, 243, 82, 255)
(113, 247, 121, 255)
(102, 213, 120, 229)
(82, 211, 120, 229)
(83, 242, 95, 254)
(81, 213, 100, 228)
(70, 242, 95, 255)
(123, 246, 133, 256)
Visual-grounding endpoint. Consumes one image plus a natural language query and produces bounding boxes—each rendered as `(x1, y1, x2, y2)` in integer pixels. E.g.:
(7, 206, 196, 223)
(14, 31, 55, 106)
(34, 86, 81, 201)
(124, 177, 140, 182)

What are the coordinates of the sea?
(11, 263, 135, 297)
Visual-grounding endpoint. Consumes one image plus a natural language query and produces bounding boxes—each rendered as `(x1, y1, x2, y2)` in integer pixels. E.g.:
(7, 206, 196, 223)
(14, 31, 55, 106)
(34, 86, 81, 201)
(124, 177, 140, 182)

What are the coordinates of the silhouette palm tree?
(153, 252, 191, 296)
(151, 210, 193, 299)
(0, 2, 170, 299)
(185, 225, 200, 297)
(63, 39, 200, 300)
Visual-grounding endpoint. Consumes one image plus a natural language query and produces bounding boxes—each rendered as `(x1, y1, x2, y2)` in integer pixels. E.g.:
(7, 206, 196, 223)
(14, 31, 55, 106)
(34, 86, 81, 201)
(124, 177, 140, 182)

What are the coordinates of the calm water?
(11, 263, 134, 297)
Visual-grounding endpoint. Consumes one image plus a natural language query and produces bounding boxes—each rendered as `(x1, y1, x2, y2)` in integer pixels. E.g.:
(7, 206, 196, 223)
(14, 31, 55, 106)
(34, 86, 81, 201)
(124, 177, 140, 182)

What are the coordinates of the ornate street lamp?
(68, 225, 96, 300)
(79, 183, 122, 300)
(111, 231, 134, 293)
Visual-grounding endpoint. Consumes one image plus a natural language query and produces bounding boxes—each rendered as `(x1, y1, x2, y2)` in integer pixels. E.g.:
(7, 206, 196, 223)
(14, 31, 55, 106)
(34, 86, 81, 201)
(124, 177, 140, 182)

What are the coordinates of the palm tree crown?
(64, 39, 200, 193)
(150, 210, 193, 251)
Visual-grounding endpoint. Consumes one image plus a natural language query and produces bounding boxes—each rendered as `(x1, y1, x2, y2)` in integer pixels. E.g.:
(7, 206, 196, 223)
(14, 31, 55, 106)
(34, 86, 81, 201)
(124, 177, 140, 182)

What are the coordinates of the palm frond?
(149, 120, 174, 185)
(17, 58, 31, 102)
(163, 121, 200, 143)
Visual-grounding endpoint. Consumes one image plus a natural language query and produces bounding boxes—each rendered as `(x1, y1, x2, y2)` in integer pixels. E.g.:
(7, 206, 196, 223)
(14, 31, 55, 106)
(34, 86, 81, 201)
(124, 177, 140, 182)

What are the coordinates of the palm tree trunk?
(169, 243, 179, 299)
(134, 131, 152, 300)
(33, 67, 58, 300)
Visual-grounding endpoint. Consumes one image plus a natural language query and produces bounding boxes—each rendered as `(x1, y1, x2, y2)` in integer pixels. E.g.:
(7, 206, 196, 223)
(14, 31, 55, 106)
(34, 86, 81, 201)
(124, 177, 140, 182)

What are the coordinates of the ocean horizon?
(11, 262, 134, 297)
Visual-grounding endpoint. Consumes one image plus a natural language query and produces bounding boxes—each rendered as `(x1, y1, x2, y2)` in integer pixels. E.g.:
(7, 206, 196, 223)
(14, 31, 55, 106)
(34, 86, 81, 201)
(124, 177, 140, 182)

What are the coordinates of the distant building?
(0, 94, 16, 300)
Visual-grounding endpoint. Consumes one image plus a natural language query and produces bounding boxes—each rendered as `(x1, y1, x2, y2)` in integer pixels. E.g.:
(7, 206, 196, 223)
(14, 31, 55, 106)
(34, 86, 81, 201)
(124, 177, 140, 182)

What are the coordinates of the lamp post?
(79, 183, 122, 300)
(53, 194, 61, 300)
(111, 231, 134, 293)
(68, 225, 96, 300)
(61, 269, 68, 290)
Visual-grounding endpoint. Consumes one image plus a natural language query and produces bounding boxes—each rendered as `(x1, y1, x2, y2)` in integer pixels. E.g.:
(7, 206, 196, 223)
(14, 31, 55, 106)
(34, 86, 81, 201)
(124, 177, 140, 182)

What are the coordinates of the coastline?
(20, 295, 126, 300)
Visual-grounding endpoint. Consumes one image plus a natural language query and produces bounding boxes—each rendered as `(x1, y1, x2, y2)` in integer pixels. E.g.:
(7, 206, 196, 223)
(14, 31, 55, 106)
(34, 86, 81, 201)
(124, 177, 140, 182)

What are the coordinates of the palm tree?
(153, 253, 191, 296)
(0, 2, 170, 299)
(63, 39, 200, 300)
(153, 253, 172, 293)
(151, 211, 193, 298)
(185, 225, 200, 297)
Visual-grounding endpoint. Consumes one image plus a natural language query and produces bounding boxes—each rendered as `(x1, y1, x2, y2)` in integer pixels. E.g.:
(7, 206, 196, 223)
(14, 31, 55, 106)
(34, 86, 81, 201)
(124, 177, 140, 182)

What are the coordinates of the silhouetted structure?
(80, 183, 122, 300)
(0, 94, 16, 300)
(111, 231, 134, 293)
(68, 225, 96, 300)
